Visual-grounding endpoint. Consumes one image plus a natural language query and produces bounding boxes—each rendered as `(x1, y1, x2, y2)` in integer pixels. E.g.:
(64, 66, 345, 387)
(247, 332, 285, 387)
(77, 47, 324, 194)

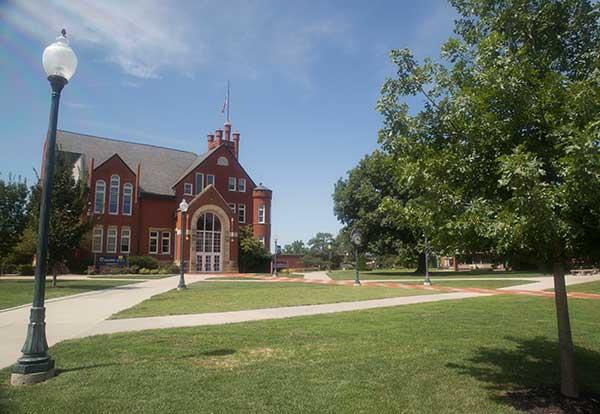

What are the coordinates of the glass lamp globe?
(42, 29, 78, 81)
(179, 199, 189, 213)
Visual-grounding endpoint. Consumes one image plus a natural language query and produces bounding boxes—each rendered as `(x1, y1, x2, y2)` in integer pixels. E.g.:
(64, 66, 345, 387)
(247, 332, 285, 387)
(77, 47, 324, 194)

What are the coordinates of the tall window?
(238, 204, 246, 223)
(228, 177, 236, 191)
(258, 205, 266, 224)
(106, 226, 118, 253)
(238, 178, 246, 192)
(108, 175, 120, 215)
(92, 226, 103, 253)
(259, 235, 265, 246)
(184, 183, 193, 195)
(120, 227, 131, 253)
(123, 183, 133, 215)
(207, 174, 215, 186)
(162, 231, 171, 254)
(195, 173, 204, 194)
(94, 180, 105, 214)
(149, 231, 159, 254)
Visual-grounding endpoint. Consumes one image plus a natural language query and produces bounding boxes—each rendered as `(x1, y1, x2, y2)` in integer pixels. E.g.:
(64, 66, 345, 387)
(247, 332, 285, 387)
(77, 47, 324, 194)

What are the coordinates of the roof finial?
(61, 28, 67, 37)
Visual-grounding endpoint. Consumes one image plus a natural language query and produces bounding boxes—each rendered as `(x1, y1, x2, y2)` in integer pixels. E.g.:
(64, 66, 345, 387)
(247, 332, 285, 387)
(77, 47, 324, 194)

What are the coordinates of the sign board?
(98, 256, 127, 266)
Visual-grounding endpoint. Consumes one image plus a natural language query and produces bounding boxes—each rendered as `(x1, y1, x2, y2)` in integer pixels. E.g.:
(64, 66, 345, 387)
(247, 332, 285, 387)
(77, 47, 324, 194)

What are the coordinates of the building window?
(217, 156, 229, 166)
(149, 231, 159, 254)
(207, 174, 215, 186)
(108, 175, 120, 215)
(92, 226, 103, 253)
(162, 231, 171, 255)
(238, 204, 246, 223)
(195, 173, 204, 194)
(259, 235, 265, 247)
(228, 203, 236, 212)
(94, 180, 105, 214)
(228, 177, 236, 191)
(184, 183, 193, 196)
(120, 227, 131, 254)
(106, 226, 118, 253)
(258, 205, 266, 224)
(238, 178, 246, 192)
(123, 183, 133, 215)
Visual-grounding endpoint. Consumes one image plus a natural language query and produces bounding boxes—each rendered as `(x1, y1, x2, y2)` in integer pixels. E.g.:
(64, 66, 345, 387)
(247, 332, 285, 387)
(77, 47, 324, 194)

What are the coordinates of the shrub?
(128, 256, 159, 270)
(17, 264, 35, 276)
(159, 264, 180, 274)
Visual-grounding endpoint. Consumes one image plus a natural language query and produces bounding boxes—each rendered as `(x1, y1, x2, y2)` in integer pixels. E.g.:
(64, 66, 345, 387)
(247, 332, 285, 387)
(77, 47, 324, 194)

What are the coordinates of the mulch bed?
(502, 386, 600, 413)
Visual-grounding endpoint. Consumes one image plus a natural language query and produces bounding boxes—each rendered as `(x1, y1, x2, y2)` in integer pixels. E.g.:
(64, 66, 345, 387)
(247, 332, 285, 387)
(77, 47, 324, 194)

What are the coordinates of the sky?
(0, 0, 458, 247)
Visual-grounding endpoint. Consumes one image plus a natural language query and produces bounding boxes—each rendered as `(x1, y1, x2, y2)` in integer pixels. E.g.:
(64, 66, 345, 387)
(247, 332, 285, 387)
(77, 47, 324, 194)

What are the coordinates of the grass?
(112, 282, 439, 319)
(328, 269, 549, 280)
(1, 295, 599, 413)
(89, 274, 174, 280)
(0, 279, 136, 310)
(430, 280, 533, 289)
(547, 280, 600, 294)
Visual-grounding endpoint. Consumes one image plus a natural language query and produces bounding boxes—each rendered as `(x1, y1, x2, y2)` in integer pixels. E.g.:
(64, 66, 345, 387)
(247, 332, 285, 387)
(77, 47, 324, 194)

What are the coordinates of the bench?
(571, 268, 599, 276)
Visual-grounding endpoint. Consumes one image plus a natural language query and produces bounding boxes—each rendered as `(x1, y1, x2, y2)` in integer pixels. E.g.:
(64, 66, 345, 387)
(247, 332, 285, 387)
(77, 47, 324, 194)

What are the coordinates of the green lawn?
(430, 280, 533, 289)
(328, 269, 549, 280)
(112, 282, 438, 319)
(1, 295, 599, 413)
(557, 281, 600, 294)
(0, 280, 136, 310)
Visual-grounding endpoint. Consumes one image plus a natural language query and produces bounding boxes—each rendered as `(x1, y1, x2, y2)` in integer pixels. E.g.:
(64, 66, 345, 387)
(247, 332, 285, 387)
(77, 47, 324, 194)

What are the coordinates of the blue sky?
(0, 0, 457, 247)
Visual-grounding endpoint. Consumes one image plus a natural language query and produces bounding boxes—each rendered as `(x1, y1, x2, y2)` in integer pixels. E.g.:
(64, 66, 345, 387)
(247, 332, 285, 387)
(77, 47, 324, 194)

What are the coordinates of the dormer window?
(217, 156, 229, 166)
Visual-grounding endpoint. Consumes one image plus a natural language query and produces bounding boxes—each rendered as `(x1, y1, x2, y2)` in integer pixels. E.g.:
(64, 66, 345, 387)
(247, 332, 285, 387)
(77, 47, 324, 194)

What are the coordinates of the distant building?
(52, 122, 272, 273)
(274, 254, 305, 270)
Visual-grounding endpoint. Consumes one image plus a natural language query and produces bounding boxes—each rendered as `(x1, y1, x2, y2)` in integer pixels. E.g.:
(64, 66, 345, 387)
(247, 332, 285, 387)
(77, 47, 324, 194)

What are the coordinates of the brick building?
(54, 122, 272, 273)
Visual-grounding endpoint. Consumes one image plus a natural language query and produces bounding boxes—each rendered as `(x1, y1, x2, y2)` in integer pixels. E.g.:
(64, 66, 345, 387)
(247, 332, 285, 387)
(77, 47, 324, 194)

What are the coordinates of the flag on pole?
(221, 81, 230, 122)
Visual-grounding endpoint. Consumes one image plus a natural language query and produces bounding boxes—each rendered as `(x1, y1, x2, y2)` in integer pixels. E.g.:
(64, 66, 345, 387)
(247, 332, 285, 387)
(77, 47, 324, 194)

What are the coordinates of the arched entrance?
(194, 212, 223, 272)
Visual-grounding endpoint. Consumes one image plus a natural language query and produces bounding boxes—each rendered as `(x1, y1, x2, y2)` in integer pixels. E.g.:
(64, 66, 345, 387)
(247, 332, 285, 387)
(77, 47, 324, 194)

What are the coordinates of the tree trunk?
(52, 268, 57, 288)
(414, 252, 426, 275)
(552, 260, 578, 398)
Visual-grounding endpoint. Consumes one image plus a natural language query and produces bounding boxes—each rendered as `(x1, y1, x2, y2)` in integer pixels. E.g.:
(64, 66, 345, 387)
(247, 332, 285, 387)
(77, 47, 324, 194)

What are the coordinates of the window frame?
(94, 180, 105, 214)
(106, 226, 118, 253)
(258, 204, 266, 224)
(238, 203, 246, 223)
(122, 183, 133, 216)
(228, 203, 236, 212)
(108, 175, 120, 215)
(184, 182, 193, 196)
(195, 173, 204, 195)
(238, 178, 246, 192)
(258, 235, 266, 247)
(92, 226, 103, 253)
(161, 231, 171, 255)
(120, 227, 131, 254)
(149, 231, 159, 255)
(228, 177, 237, 192)
(206, 174, 215, 186)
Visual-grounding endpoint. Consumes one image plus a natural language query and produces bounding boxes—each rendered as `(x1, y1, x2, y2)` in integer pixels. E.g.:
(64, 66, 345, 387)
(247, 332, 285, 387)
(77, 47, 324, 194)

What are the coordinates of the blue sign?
(98, 256, 126, 266)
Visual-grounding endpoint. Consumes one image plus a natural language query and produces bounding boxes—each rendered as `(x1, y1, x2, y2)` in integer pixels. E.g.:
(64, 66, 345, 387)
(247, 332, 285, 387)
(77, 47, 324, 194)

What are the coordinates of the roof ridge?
(58, 129, 198, 156)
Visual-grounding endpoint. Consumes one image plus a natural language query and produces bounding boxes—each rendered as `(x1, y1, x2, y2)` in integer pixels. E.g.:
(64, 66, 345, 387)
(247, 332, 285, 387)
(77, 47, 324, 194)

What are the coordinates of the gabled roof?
(56, 130, 199, 196)
(171, 146, 220, 187)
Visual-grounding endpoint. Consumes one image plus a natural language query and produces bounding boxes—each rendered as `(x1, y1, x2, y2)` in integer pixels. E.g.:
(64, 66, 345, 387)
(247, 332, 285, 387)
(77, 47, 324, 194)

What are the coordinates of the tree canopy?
(0, 174, 29, 267)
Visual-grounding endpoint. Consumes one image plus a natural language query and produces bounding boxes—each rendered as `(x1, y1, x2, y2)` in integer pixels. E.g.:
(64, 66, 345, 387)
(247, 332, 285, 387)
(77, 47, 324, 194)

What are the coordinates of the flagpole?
(227, 80, 230, 122)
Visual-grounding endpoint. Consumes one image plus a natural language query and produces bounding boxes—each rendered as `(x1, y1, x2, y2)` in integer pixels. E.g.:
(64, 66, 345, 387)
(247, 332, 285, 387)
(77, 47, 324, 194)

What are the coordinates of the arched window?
(195, 212, 222, 272)
(123, 183, 133, 215)
(108, 175, 120, 215)
(94, 180, 105, 214)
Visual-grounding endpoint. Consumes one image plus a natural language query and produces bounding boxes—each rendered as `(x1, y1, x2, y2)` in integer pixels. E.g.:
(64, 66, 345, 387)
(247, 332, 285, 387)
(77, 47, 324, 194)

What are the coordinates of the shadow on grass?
(447, 336, 600, 412)
(198, 349, 236, 357)
(56, 362, 120, 375)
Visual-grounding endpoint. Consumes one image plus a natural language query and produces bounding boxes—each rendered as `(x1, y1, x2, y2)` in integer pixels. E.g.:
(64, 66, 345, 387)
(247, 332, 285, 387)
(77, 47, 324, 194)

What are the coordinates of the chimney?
(207, 133, 216, 150)
(215, 129, 223, 146)
(232, 131, 240, 159)
(224, 122, 231, 141)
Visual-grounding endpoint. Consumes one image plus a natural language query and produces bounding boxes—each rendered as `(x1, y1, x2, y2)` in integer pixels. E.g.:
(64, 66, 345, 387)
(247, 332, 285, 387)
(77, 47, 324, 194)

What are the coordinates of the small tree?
(0, 174, 29, 274)
(238, 225, 271, 273)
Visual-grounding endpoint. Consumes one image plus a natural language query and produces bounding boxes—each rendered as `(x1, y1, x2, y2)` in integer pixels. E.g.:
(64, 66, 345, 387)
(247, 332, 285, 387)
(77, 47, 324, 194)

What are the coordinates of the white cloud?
(4, 0, 350, 85)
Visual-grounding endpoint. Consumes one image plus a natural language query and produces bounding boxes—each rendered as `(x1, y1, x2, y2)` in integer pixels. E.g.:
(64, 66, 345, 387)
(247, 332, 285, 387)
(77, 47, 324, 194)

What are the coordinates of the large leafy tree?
(22, 153, 89, 285)
(377, 0, 600, 397)
(0, 174, 29, 271)
(282, 240, 308, 255)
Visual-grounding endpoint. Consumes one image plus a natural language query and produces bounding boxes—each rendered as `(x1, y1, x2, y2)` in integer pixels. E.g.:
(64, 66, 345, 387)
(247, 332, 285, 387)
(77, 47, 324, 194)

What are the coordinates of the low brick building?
(54, 122, 271, 273)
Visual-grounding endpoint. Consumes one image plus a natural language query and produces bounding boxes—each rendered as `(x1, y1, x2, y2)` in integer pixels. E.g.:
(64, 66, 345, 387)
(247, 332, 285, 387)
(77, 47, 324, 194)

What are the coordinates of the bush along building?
(53, 122, 271, 273)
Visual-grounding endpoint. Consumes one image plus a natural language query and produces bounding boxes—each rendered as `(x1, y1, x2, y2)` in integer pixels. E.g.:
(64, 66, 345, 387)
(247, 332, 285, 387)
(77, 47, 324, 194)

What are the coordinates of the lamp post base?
(354, 281, 361, 287)
(177, 285, 187, 291)
(11, 368, 55, 386)
(423, 281, 432, 286)
(11, 356, 55, 386)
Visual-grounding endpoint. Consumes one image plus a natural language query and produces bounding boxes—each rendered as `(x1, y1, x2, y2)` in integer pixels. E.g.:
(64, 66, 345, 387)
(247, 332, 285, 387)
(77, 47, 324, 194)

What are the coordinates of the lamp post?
(178, 199, 189, 290)
(273, 237, 278, 277)
(423, 236, 431, 286)
(327, 243, 332, 271)
(350, 228, 362, 287)
(11, 29, 77, 386)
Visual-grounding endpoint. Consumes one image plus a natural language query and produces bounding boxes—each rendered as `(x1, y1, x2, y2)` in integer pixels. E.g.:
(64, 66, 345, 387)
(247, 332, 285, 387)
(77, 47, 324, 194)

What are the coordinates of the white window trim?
(196, 173, 204, 194)
(228, 203, 236, 212)
(122, 183, 133, 216)
(108, 175, 120, 215)
(161, 231, 171, 255)
(238, 178, 246, 192)
(259, 235, 266, 246)
(228, 177, 237, 192)
(149, 231, 159, 255)
(258, 205, 266, 224)
(120, 227, 131, 254)
(106, 226, 118, 253)
(207, 174, 215, 186)
(184, 182, 193, 196)
(238, 203, 246, 223)
(94, 180, 105, 214)
(92, 226, 103, 253)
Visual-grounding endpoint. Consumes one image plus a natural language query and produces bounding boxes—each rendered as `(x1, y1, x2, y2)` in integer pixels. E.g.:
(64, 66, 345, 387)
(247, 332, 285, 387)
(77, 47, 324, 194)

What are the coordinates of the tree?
(238, 225, 271, 273)
(282, 240, 308, 255)
(0, 174, 29, 273)
(377, 0, 600, 397)
(23, 152, 89, 286)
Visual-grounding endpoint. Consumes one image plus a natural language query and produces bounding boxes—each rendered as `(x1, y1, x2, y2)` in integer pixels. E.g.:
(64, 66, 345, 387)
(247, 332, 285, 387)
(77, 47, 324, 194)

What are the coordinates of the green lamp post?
(350, 228, 362, 287)
(11, 29, 78, 386)
(177, 198, 189, 290)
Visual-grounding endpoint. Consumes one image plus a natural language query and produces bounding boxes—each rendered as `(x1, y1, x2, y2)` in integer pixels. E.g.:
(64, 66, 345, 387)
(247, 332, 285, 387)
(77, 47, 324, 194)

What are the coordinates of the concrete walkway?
(0, 274, 206, 369)
(301, 271, 332, 281)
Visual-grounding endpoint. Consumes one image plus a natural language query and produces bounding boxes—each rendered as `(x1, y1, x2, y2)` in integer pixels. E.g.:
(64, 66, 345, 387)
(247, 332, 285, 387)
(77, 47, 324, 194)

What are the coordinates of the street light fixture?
(11, 29, 77, 386)
(350, 228, 362, 287)
(423, 236, 431, 286)
(178, 199, 189, 290)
